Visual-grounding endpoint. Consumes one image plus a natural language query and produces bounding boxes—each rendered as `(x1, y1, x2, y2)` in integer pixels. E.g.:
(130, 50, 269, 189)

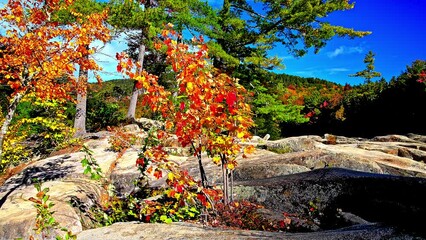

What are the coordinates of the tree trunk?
(192, 140, 208, 188)
(230, 170, 234, 202)
(197, 151, 208, 188)
(221, 154, 229, 205)
(0, 90, 26, 161)
(126, 43, 145, 121)
(74, 62, 88, 137)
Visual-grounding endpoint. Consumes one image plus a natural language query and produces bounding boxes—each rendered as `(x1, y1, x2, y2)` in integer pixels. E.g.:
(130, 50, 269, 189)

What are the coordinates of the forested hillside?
(278, 60, 426, 138)
(74, 59, 425, 139)
(1, 59, 425, 161)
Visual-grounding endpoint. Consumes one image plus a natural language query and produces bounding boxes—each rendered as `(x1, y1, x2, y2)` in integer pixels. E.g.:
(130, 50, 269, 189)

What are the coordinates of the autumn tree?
(116, 26, 254, 204)
(0, 0, 110, 160)
(160, 32, 254, 195)
(350, 50, 382, 83)
(108, 0, 217, 121)
(53, 0, 108, 137)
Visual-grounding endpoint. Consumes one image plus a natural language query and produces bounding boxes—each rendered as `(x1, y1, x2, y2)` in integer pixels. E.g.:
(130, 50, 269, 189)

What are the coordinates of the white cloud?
(327, 46, 363, 58)
(326, 68, 350, 75)
(293, 70, 316, 77)
(327, 47, 344, 58)
(290, 67, 350, 77)
(280, 55, 294, 60)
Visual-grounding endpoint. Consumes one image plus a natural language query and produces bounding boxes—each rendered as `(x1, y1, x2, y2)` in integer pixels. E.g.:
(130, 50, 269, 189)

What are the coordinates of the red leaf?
(322, 101, 329, 108)
(215, 94, 224, 103)
(153, 170, 162, 179)
(8, 81, 20, 90)
(210, 105, 217, 114)
(226, 91, 237, 107)
(135, 81, 143, 89)
(116, 52, 124, 60)
(180, 102, 185, 111)
(197, 193, 207, 206)
(136, 158, 144, 167)
(176, 184, 183, 193)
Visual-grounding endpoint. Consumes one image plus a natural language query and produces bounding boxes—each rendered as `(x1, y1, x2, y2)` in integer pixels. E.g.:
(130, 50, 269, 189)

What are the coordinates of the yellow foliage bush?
(1, 121, 30, 172)
(0, 94, 76, 173)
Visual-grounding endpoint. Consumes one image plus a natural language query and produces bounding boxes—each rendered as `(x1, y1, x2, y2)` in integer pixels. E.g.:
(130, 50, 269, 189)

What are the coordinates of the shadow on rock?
(234, 168, 426, 236)
(0, 155, 74, 208)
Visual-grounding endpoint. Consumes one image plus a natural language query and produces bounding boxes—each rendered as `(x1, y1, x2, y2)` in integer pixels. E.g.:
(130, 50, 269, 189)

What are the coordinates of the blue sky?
(1, 0, 425, 85)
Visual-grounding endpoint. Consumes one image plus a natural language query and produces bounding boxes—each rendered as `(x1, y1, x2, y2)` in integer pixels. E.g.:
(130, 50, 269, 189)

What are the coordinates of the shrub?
(107, 126, 139, 153)
(86, 95, 125, 132)
(1, 95, 75, 172)
(208, 200, 313, 232)
(29, 180, 76, 240)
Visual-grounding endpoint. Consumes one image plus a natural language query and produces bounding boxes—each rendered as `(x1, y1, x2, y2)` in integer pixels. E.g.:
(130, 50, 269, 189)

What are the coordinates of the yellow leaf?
(244, 145, 255, 155)
(187, 82, 194, 92)
(237, 131, 244, 138)
(168, 172, 175, 181)
(212, 156, 220, 165)
(227, 163, 235, 170)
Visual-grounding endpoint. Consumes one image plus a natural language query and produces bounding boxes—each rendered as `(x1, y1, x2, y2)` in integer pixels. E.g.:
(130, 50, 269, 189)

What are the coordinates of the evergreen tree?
(350, 50, 382, 84)
(205, 0, 371, 74)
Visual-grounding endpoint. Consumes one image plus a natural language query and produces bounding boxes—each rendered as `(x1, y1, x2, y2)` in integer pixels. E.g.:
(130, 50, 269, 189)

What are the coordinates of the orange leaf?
(153, 170, 163, 179)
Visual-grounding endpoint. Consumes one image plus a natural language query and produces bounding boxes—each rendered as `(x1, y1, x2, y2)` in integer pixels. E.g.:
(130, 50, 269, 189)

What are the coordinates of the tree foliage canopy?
(205, 0, 371, 72)
(0, 0, 110, 160)
(350, 50, 382, 83)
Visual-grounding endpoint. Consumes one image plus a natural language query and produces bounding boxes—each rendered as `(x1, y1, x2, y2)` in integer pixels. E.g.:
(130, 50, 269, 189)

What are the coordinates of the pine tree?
(205, 0, 371, 74)
(350, 50, 382, 84)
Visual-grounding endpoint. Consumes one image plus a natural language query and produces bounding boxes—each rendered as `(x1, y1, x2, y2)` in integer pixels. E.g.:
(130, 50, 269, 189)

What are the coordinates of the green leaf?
(42, 194, 50, 203)
(160, 215, 168, 222)
(84, 166, 91, 175)
(81, 158, 89, 166)
(48, 217, 56, 225)
(91, 173, 101, 180)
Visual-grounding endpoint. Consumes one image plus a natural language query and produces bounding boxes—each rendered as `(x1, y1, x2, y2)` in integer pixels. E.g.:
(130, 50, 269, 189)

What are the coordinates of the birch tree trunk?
(74, 62, 88, 137)
(126, 43, 145, 121)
